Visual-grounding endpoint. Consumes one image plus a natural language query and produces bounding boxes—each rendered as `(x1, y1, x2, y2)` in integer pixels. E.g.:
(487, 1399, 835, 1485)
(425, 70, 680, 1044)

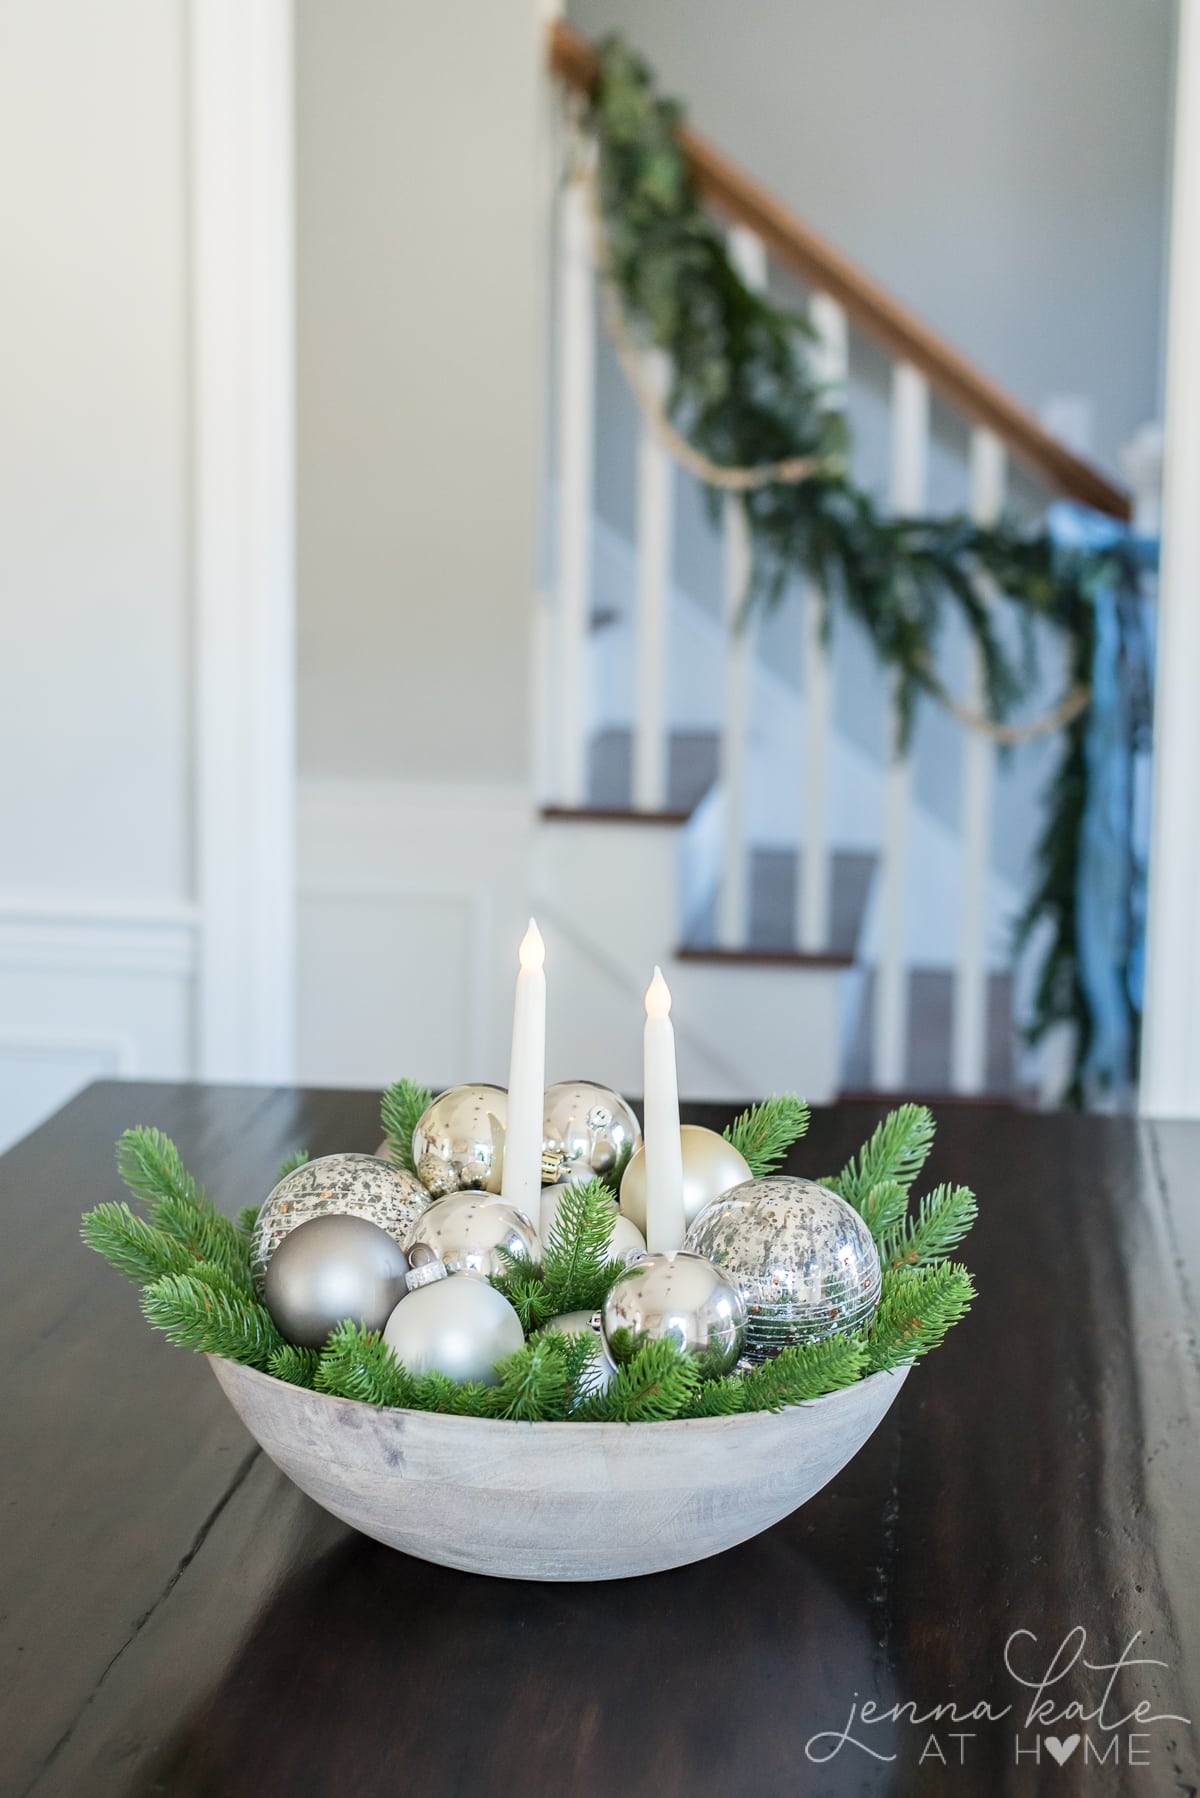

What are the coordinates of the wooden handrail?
(548, 21, 1131, 522)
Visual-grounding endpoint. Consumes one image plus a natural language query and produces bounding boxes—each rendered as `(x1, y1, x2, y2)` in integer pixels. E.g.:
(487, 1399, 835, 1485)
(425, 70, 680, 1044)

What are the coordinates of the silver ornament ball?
(263, 1213, 410, 1349)
(543, 1309, 615, 1401)
(601, 1250, 746, 1377)
(250, 1152, 430, 1292)
(383, 1275, 524, 1386)
(684, 1176, 881, 1361)
(411, 1084, 508, 1197)
(405, 1190, 542, 1281)
(542, 1080, 641, 1184)
(539, 1182, 647, 1267)
(619, 1124, 752, 1235)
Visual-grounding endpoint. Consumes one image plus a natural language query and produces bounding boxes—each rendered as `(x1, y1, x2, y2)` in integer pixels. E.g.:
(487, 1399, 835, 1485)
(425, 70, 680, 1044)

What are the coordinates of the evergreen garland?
(83, 1104, 975, 1422)
(585, 37, 1145, 1094)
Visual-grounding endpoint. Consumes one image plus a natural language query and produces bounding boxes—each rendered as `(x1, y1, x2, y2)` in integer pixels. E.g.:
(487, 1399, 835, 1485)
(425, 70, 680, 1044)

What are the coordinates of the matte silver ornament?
(544, 1309, 614, 1400)
(383, 1275, 524, 1386)
(405, 1190, 542, 1281)
(250, 1152, 430, 1292)
(538, 1182, 647, 1266)
(263, 1213, 410, 1349)
(542, 1080, 641, 1184)
(684, 1176, 881, 1361)
(411, 1084, 508, 1196)
(600, 1251, 746, 1377)
(619, 1124, 752, 1235)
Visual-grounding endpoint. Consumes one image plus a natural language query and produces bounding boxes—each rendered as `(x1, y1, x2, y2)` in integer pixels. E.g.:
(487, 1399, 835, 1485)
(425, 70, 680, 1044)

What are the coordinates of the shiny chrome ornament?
(538, 1182, 647, 1267)
(684, 1176, 881, 1361)
(250, 1152, 430, 1292)
(411, 1084, 508, 1197)
(263, 1213, 410, 1348)
(405, 1190, 542, 1281)
(619, 1124, 752, 1235)
(600, 1251, 746, 1377)
(543, 1309, 614, 1401)
(542, 1081, 641, 1185)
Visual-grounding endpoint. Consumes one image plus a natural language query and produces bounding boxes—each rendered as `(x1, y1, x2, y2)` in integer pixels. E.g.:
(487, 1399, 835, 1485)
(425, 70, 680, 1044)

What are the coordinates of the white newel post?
(718, 225, 767, 949)
(555, 157, 596, 808)
(191, 0, 296, 1082)
(632, 350, 674, 812)
(952, 428, 1006, 1095)
(1141, 0, 1200, 1116)
(873, 362, 929, 1089)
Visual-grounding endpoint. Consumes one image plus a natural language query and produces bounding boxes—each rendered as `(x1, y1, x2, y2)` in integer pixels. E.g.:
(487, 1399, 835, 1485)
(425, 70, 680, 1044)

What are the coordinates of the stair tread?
(842, 967, 1019, 1099)
(588, 727, 719, 815)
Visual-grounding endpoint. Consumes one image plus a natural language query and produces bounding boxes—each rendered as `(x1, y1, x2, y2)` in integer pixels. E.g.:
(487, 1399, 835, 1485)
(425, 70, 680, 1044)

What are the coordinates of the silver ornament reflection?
(542, 1081, 641, 1184)
(601, 1251, 746, 1377)
(539, 1182, 647, 1267)
(684, 1176, 881, 1361)
(263, 1213, 410, 1349)
(405, 1190, 542, 1281)
(411, 1084, 508, 1197)
(250, 1152, 430, 1292)
(384, 1277, 524, 1386)
(619, 1124, 752, 1235)
(544, 1309, 614, 1401)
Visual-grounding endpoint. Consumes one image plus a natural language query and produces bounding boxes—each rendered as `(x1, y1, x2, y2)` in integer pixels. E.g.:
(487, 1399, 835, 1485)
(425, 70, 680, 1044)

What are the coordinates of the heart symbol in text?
(1044, 1734, 1081, 1766)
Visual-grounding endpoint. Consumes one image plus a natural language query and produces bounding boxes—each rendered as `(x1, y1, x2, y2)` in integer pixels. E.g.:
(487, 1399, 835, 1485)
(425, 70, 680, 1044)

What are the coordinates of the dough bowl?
(210, 1355, 909, 1581)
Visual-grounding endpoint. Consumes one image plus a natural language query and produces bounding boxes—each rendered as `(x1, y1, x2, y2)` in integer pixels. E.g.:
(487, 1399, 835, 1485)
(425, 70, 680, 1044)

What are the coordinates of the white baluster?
(718, 226, 767, 947)
(873, 362, 929, 1088)
(952, 429, 1006, 1094)
(556, 161, 596, 808)
(633, 350, 674, 811)
(797, 294, 847, 951)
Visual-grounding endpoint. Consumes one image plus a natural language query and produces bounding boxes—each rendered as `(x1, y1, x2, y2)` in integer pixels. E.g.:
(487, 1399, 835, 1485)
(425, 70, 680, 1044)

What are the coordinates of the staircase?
(535, 22, 1131, 1107)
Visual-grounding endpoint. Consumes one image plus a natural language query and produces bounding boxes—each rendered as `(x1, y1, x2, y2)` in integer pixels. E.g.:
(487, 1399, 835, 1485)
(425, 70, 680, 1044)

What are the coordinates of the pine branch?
(599, 1138, 634, 1198)
(724, 1095, 810, 1176)
(238, 1204, 261, 1240)
(150, 1196, 252, 1293)
(140, 1273, 283, 1370)
(274, 1149, 309, 1185)
(116, 1125, 208, 1211)
(380, 1079, 432, 1174)
(679, 1378, 746, 1418)
(542, 1178, 622, 1313)
(268, 1344, 320, 1389)
(490, 1269, 555, 1334)
(483, 1336, 571, 1421)
(549, 1328, 608, 1410)
(879, 1183, 978, 1270)
(826, 1105, 936, 1218)
(316, 1321, 415, 1407)
(866, 1263, 975, 1373)
(409, 1371, 490, 1416)
(736, 1336, 867, 1412)
(852, 1179, 909, 1242)
(575, 1337, 700, 1422)
(81, 1202, 194, 1286)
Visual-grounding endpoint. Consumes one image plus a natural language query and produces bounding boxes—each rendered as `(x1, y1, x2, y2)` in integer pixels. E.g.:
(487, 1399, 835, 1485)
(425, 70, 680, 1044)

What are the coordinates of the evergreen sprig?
(274, 1149, 309, 1185)
(316, 1320, 415, 1407)
(865, 1263, 976, 1373)
(738, 1336, 869, 1411)
(541, 1178, 627, 1314)
(81, 1202, 194, 1286)
(268, 1344, 321, 1389)
(484, 1336, 571, 1421)
(575, 1336, 701, 1422)
(141, 1273, 283, 1370)
(826, 1105, 935, 1223)
(116, 1126, 207, 1211)
(879, 1183, 978, 1270)
(723, 1095, 810, 1176)
(381, 1079, 433, 1174)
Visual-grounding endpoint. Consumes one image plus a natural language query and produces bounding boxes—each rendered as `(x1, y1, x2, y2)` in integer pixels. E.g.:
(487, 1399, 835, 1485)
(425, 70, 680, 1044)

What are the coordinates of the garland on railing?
(582, 37, 1147, 1099)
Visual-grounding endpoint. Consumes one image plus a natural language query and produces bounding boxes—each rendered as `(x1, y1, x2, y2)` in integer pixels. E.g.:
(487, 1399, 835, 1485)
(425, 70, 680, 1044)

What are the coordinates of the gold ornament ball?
(619, 1125, 752, 1235)
(411, 1084, 508, 1197)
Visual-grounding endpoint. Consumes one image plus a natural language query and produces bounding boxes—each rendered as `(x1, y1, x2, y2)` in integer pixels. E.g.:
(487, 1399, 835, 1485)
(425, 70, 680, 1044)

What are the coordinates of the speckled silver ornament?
(601, 1251, 746, 1377)
(684, 1176, 881, 1361)
(405, 1190, 542, 1281)
(539, 1182, 647, 1266)
(542, 1081, 641, 1185)
(263, 1213, 410, 1348)
(543, 1309, 615, 1401)
(619, 1125, 751, 1235)
(250, 1152, 431, 1292)
(411, 1085, 508, 1196)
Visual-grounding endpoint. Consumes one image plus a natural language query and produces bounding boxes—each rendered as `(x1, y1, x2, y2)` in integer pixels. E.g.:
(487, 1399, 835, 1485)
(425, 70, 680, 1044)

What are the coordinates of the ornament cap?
(405, 1242, 450, 1290)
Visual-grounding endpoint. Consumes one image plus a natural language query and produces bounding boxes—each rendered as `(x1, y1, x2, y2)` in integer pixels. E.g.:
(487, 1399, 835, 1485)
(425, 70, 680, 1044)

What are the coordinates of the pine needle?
(737, 1336, 867, 1412)
(380, 1079, 432, 1175)
(316, 1322, 415, 1407)
(117, 1126, 208, 1211)
(679, 1378, 746, 1418)
(484, 1337, 571, 1421)
(237, 1204, 262, 1240)
(268, 1344, 320, 1388)
(81, 1202, 193, 1286)
(879, 1183, 978, 1270)
(851, 1178, 909, 1241)
(140, 1273, 283, 1370)
(542, 1178, 621, 1313)
(273, 1149, 309, 1186)
(409, 1371, 490, 1416)
(866, 1263, 975, 1373)
(724, 1095, 810, 1177)
(827, 1105, 936, 1217)
(575, 1337, 700, 1422)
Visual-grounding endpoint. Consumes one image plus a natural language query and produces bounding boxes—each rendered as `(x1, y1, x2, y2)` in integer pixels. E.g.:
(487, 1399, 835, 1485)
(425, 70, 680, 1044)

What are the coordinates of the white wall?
(0, 1, 196, 1148)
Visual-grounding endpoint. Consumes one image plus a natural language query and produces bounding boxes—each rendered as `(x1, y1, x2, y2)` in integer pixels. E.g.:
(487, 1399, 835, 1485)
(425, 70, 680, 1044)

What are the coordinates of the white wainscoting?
(0, 901, 197, 1152)
(297, 779, 535, 1093)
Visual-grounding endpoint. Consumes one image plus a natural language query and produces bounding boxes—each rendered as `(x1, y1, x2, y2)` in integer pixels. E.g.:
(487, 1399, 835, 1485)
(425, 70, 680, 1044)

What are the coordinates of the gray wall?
(295, 0, 543, 784)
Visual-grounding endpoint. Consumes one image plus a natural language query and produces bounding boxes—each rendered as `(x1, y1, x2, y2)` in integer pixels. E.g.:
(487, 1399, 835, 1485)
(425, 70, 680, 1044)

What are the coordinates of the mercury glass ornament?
(250, 1152, 431, 1293)
(539, 1182, 648, 1267)
(542, 1081, 641, 1185)
(684, 1176, 881, 1362)
(411, 1084, 508, 1197)
(619, 1125, 752, 1236)
(600, 1251, 745, 1377)
(263, 1213, 410, 1349)
(405, 1190, 542, 1281)
(384, 1260, 524, 1386)
(544, 1309, 615, 1401)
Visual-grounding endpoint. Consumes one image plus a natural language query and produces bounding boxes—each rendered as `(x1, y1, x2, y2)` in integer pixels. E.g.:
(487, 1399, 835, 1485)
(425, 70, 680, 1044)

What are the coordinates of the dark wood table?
(2, 1082, 1198, 1797)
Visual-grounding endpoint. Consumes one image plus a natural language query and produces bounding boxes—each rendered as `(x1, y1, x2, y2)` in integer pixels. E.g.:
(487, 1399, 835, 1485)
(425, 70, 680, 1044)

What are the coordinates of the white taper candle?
(642, 966, 686, 1251)
(500, 920, 546, 1221)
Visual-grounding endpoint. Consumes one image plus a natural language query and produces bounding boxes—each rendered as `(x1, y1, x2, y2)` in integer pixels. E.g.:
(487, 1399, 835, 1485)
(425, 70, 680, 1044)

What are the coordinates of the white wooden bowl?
(210, 1356, 908, 1581)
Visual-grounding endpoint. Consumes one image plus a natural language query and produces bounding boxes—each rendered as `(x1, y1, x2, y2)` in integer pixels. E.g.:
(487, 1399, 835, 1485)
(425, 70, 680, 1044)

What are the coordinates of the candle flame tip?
(518, 918, 546, 971)
(645, 966, 672, 1018)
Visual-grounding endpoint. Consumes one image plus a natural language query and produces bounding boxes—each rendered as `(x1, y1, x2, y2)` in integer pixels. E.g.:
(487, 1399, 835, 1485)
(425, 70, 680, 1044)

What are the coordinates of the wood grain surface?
(2, 1082, 1197, 1797)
